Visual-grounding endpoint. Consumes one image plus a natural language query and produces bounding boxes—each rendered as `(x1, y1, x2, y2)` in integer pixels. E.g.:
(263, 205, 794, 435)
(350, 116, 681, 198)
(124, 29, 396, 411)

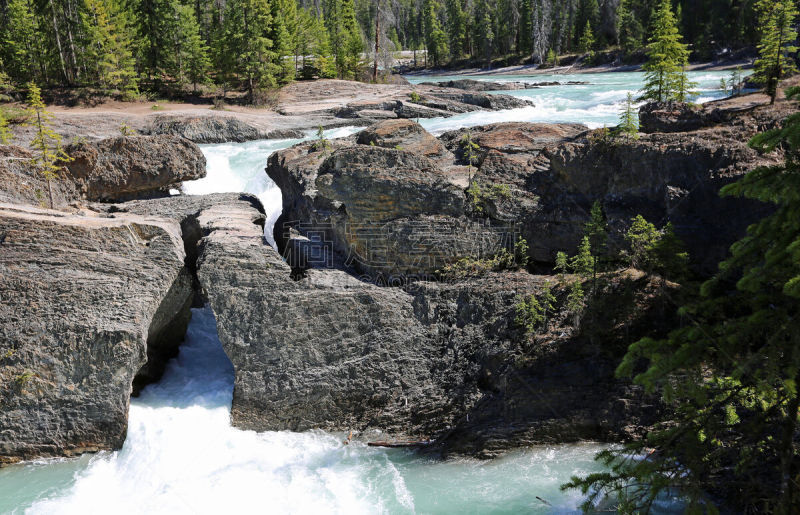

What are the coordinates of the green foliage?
(566, 280, 585, 324)
(616, 92, 639, 138)
(438, 238, 529, 280)
(616, 0, 643, 55)
(312, 125, 330, 155)
(467, 181, 511, 216)
(639, 0, 696, 103)
(515, 284, 556, 334)
(728, 67, 744, 96)
(410, 91, 422, 103)
(570, 236, 593, 278)
(15, 370, 34, 385)
(752, 0, 798, 103)
(554, 251, 569, 278)
(584, 200, 608, 284)
(546, 48, 558, 68)
(25, 83, 72, 209)
(119, 123, 133, 136)
(82, 0, 139, 95)
(563, 86, 800, 514)
(0, 110, 11, 144)
(578, 21, 595, 54)
(624, 214, 659, 269)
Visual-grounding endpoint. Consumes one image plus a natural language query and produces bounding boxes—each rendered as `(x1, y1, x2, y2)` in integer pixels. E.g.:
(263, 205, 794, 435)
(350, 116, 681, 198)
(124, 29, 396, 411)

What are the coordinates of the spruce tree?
(445, 0, 467, 60)
(570, 236, 593, 278)
(584, 200, 608, 285)
(639, 0, 695, 103)
(752, 0, 798, 104)
(617, 92, 639, 138)
(578, 21, 595, 55)
(221, 0, 276, 103)
(518, 0, 533, 56)
(616, 0, 643, 55)
(25, 83, 71, 209)
(564, 87, 800, 514)
(172, 2, 210, 91)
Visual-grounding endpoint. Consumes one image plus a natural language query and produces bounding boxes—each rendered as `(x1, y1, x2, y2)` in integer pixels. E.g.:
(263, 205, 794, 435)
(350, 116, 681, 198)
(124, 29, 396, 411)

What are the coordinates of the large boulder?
(65, 135, 206, 201)
(143, 114, 301, 143)
(0, 203, 192, 465)
(268, 139, 506, 280)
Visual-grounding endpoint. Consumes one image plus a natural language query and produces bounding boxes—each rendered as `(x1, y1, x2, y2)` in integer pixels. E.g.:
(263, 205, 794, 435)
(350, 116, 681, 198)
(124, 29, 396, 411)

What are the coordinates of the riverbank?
(401, 58, 755, 78)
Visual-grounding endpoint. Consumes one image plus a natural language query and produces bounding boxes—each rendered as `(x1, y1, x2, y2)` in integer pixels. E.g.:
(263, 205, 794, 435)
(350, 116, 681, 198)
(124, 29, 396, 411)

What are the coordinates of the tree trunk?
(373, 4, 380, 83)
(47, 179, 54, 209)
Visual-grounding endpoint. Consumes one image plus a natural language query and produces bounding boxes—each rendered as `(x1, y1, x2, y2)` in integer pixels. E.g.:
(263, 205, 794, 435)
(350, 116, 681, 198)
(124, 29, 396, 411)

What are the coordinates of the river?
(0, 70, 733, 513)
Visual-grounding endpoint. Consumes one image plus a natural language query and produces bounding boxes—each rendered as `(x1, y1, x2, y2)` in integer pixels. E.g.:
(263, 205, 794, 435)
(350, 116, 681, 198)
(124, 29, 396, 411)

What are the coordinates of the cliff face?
(190, 197, 661, 452)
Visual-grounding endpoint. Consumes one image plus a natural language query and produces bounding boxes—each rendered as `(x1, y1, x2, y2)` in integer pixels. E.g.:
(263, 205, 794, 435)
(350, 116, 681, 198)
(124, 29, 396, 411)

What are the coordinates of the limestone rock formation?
(65, 135, 206, 201)
(0, 203, 192, 464)
(191, 196, 657, 450)
(144, 115, 303, 143)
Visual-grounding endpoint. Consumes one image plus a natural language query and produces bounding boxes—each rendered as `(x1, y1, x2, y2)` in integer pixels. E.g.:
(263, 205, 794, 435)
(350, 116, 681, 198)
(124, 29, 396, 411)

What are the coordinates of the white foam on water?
(4, 307, 611, 514)
(182, 127, 362, 248)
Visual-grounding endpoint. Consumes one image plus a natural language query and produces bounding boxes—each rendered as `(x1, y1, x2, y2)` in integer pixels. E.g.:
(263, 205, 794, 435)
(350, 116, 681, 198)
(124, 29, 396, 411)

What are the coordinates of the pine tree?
(617, 92, 639, 138)
(554, 251, 569, 279)
(269, 0, 297, 83)
(639, 0, 695, 103)
(25, 83, 71, 209)
(423, 0, 448, 67)
(221, 0, 276, 103)
(445, 0, 467, 60)
(3, 0, 44, 83)
(584, 200, 608, 285)
(177, 5, 211, 93)
(566, 280, 585, 325)
(570, 236, 593, 278)
(624, 214, 659, 269)
(564, 86, 800, 514)
(752, 0, 799, 104)
(518, 0, 533, 55)
(616, 0, 643, 55)
(578, 21, 595, 54)
(82, 0, 139, 96)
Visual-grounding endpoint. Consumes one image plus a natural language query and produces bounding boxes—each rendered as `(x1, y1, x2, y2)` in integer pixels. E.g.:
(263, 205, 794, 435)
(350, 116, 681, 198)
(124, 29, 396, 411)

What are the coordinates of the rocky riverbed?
(0, 84, 794, 466)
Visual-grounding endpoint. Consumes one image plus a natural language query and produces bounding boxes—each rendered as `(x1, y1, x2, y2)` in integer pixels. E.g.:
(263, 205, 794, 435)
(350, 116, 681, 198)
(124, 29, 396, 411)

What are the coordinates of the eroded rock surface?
(65, 135, 206, 201)
(0, 203, 191, 464)
(193, 198, 658, 451)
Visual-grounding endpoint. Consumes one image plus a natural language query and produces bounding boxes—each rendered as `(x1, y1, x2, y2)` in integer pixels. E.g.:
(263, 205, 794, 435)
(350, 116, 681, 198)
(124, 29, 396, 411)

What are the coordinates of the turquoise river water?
(0, 70, 737, 513)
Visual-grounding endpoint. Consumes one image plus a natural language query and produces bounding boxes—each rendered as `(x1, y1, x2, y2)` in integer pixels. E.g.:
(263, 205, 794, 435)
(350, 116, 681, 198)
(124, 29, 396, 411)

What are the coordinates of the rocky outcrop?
(268, 120, 584, 279)
(144, 114, 303, 143)
(0, 202, 192, 464)
(638, 93, 795, 134)
(0, 145, 80, 207)
(65, 136, 206, 201)
(268, 120, 512, 279)
(1, 135, 207, 207)
(193, 196, 659, 450)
